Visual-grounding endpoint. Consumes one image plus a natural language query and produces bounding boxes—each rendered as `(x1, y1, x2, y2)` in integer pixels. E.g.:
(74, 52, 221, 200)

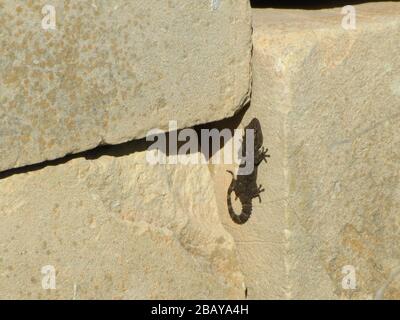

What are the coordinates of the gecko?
(227, 118, 270, 225)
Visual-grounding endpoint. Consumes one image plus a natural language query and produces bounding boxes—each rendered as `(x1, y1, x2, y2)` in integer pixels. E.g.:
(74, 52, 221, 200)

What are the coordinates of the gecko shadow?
(226, 118, 270, 225)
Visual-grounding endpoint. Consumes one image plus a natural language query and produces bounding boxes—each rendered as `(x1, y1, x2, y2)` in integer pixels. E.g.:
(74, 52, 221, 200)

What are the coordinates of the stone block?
(0, 144, 244, 299)
(0, 0, 251, 172)
(211, 3, 400, 299)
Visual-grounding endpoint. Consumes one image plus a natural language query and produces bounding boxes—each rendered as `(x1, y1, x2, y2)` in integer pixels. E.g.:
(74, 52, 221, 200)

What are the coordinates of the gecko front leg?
(256, 147, 270, 166)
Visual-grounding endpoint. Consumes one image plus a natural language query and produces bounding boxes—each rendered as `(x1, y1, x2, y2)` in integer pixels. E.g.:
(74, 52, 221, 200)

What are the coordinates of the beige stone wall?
(0, 1, 399, 300)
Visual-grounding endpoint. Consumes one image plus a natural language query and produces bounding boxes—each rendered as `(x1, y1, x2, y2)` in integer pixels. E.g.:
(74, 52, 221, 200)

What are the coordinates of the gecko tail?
(227, 187, 252, 225)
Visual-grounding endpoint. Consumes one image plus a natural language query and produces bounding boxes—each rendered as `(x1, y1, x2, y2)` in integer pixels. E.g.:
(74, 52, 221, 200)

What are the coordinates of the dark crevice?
(251, 0, 390, 9)
(0, 103, 250, 180)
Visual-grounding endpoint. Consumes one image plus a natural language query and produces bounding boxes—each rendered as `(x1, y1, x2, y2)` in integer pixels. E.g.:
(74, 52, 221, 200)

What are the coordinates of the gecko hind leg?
(226, 170, 235, 178)
(253, 185, 265, 203)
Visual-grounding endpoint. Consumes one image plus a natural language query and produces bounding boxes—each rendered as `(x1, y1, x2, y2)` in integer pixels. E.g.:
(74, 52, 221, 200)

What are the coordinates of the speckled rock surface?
(211, 3, 400, 299)
(0, 145, 245, 299)
(0, 0, 251, 172)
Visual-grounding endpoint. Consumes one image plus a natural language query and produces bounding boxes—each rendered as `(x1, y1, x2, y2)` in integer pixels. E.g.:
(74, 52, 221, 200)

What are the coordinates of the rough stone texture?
(211, 3, 400, 299)
(0, 0, 251, 172)
(0, 144, 245, 299)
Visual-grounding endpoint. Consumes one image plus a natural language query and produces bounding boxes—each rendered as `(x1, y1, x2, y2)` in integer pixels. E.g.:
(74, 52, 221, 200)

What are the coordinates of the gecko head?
(247, 118, 261, 130)
(246, 118, 263, 146)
